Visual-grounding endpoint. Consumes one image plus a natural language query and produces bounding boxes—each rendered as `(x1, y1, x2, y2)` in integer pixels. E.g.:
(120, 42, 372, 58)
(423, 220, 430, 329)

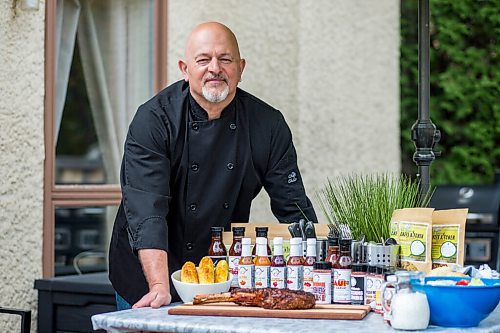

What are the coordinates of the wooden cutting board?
(168, 302, 371, 320)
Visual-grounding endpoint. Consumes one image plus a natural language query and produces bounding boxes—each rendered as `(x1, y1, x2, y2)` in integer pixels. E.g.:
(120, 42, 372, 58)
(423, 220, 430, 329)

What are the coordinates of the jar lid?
(368, 265, 378, 273)
(314, 261, 332, 270)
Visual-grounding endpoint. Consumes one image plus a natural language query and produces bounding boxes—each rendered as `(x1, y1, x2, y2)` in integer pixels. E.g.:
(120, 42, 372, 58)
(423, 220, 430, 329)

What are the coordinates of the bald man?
(109, 22, 317, 309)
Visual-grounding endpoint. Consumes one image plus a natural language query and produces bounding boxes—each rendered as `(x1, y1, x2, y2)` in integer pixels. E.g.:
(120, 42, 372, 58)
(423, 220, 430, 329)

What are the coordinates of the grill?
(429, 176, 500, 271)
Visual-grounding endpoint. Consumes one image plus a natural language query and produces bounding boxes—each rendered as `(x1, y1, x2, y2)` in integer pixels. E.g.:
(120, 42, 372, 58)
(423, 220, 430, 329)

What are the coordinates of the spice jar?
(312, 261, 332, 304)
(351, 263, 367, 305)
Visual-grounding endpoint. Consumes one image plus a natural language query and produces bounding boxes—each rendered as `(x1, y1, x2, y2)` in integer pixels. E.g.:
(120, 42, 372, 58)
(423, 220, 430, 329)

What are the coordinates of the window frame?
(43, 0, 169, 277)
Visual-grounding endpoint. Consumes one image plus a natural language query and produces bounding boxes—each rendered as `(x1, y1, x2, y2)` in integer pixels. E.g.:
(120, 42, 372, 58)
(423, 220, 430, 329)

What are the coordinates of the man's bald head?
(184, 22, 241, 60)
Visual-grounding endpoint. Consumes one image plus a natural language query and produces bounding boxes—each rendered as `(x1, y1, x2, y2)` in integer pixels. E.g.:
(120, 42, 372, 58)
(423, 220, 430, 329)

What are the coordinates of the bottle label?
(313, 271, 332, 304)
(303, 265, 314, 293)
(333, 268, 351, 303)
(238, 264, 254, 288)
(270, 267, 286, 289)
(350, 274, 365, 304)
(255, 266, 270, 288)
(228, 256, 240, 288)
(209, 255, 227, 267)
(286, 265, 303, 290)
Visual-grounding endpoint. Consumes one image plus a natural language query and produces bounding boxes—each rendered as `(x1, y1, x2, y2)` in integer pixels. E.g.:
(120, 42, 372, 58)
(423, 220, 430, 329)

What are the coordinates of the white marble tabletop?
(92, 303, 500, 333)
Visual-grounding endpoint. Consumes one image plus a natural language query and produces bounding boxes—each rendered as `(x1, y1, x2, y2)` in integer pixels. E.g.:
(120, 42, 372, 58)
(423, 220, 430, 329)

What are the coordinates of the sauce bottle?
(238, 237, 254, 288)
(254, 237, 271, 288)
(228, 226, 245, 289)
(252, 227, 272, 260)
(303, 238, 317, 293)
(270, 237, 286, 289)
(333, 238, 352, 304)
(207, 226, 227, 266)
(326, 236, 339, 301)
(286, 237, 304, 290)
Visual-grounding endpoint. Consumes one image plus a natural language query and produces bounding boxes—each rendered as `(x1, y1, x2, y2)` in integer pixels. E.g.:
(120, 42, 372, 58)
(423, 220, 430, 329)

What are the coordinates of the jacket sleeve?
(121, 106, 171, 252)
(263, 113, 318, 223)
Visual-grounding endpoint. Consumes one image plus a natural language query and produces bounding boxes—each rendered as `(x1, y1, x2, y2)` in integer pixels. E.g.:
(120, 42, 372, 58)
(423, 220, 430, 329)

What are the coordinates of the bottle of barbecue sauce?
(271, 237, 286, 289)
(303, 238, 317, 293)
(228, 226, 245, 289)
(238, 237, 254, 288)
(207, 226, 227, 266)
(254, 237, 271, 288)
(333, 238, 352, 304)
(286, 237, 304, 290)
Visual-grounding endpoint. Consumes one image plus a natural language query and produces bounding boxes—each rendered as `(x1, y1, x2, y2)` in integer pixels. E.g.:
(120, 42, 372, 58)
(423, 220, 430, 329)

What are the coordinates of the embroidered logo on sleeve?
(287, 171, 297, 184)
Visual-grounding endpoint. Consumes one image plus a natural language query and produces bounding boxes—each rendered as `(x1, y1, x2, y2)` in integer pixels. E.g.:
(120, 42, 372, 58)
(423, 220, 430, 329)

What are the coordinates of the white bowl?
(171, 269, 231, 303)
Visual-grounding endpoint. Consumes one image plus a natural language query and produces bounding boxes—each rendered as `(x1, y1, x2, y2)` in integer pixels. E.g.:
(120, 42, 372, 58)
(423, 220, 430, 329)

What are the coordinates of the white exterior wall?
(0, 1, 46, 331)
(167, 0, 401, 223)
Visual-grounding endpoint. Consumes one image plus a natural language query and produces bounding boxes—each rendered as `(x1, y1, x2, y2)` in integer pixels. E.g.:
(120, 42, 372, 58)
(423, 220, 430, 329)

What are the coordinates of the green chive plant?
(317, 173, 432, 243)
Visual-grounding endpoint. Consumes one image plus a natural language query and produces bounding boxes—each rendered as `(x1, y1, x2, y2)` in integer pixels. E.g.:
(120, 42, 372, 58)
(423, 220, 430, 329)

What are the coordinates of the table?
(92, 303, 500, 333)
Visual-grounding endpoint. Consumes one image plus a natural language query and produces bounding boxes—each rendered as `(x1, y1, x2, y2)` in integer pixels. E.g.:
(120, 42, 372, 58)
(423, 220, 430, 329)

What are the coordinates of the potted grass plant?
(316, 173, 432, 243)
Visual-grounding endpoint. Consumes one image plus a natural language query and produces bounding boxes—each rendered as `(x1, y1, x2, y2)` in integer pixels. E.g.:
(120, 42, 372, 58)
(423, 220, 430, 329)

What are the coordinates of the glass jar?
(381, 271, 429, 330)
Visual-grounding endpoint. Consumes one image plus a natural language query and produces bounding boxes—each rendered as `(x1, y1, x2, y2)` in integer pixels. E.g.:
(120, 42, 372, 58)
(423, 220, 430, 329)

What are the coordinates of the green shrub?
(400, 0, 499, 185)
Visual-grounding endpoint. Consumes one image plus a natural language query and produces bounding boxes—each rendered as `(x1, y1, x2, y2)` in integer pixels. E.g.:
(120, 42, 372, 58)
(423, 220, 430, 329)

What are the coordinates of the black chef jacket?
(109, 80, 317, 304)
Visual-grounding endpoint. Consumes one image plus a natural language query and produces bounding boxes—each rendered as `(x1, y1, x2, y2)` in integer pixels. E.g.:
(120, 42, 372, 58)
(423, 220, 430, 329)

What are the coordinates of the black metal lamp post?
(411, 0, 441, 199)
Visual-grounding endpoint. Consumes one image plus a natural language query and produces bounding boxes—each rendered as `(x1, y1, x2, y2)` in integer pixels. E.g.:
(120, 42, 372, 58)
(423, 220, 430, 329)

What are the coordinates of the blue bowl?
(412, 276, 500, 327)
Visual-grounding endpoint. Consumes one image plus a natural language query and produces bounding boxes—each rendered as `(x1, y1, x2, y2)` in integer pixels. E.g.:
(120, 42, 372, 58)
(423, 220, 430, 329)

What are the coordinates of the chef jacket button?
(186, 242, 194, 251)
(223, 202, 229, 209)
(191, 123, 199, 131)
(227, 163, 234, 170)
(229, 123, 236, 130)
(189, 204, 197, 211)
(191, 163, 199, 171)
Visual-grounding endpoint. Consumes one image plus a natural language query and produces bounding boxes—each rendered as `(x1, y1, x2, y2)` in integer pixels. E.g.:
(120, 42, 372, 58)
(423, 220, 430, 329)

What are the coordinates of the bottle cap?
(328, 236, 339, 246)
(314, 261, 332, 270)
(241, 237, 252, 245)
(256, 237, 267, 245)
(306, 238, 317, 246)
(290, 237, 302, 245)
(232, 226, 245, 237)
(211, 226, 223, 235)
(273, 237, 283, 245)
(340, 238, 352, 247)
(255, 227, 269, 237)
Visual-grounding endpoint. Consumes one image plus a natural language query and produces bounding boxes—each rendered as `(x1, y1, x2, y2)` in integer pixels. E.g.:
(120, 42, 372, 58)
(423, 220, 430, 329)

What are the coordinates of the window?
(43, 0, 168, 277)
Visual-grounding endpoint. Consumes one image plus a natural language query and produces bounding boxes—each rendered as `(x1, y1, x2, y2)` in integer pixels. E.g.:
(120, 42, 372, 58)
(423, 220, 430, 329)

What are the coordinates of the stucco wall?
(167, 0, 401, 223)
(0, 1, 45, 330)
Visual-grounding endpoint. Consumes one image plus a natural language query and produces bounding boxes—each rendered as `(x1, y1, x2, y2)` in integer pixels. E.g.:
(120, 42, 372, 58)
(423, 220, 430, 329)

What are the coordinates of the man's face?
(179, 25, 245, 105)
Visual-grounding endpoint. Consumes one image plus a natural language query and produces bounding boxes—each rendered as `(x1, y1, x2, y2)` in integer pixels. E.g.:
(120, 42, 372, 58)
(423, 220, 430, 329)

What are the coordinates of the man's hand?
(132, 282, 172, 308)
(133, 249, 172, 308)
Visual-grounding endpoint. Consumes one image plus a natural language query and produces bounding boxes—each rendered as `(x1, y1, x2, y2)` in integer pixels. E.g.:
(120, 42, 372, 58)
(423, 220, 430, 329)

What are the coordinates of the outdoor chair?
(0, 307, 31, 333)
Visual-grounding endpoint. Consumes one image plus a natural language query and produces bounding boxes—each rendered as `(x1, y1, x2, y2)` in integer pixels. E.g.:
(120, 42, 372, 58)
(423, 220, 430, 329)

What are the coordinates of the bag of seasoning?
(431, 209, 468, 269)
(390, 208, 434, 273)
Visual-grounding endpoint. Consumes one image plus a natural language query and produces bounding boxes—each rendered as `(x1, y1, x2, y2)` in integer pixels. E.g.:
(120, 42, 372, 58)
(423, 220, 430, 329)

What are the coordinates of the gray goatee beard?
(202, 84, 230, 103)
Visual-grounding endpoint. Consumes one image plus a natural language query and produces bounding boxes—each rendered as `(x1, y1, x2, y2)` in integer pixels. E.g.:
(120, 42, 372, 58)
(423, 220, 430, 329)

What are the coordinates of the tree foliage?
(400, 0, 499, 185)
